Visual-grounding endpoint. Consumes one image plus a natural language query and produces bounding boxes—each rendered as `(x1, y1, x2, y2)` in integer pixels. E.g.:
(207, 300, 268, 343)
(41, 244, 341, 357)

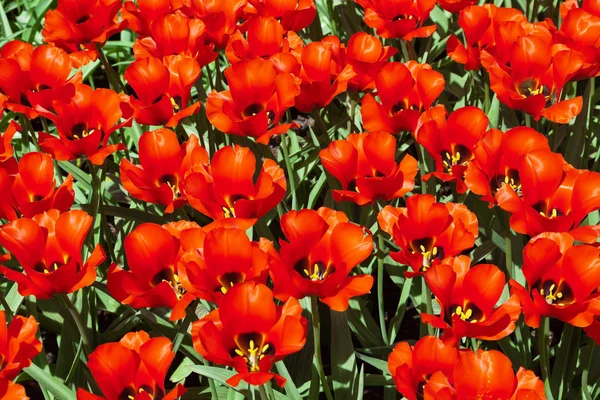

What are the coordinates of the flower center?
(232, 333, 274, 373)
(441, 144, 473, 173)
(217, 271, 246, 294)
(452, 305, 479, 323)
(410, 238, 442, 271)
(537, 280, 574, 307)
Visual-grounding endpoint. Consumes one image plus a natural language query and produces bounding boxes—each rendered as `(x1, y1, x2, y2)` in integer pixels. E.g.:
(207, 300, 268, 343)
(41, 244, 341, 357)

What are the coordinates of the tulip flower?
(120, 128, 208, 213)
(266, 207, 373, 311)
(76, 331, 185, 400)
(182, 145, 286, 230)
(246, 0, 317, 31)
(378, 194, 478, 276)
(361, 61, 445, 134)
(0, 210, 105, 298)
(192, 282, 307, 387)
(0, 310, 42, 381)
(319, 131, 418, 205)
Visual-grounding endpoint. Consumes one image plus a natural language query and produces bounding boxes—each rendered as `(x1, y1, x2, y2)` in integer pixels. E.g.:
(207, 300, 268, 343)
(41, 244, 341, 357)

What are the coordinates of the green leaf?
(187, 365, 236, 387)
(330, 310, 358, 399)
(25, 364, 77, 400)
(355, 353, 389, 374)
(275, 361, 302, 400)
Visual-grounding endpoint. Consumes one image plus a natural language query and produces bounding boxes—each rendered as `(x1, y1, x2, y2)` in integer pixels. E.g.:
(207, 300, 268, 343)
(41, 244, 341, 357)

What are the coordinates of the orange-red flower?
(497, 160, 600, 238)
(42, 0, 128, 67)
(482, 29, 583, 123)
(319, 131, 418, 205)
(0, 41, 78, 118)
(192, 282, 307, 387)
(293, 38, 356, 113)
(341, 32, 397, 92)
(452, 350, 546, 400)
(361, 61, 445, 134)
(416, 105, 489, 193)
(186, 0, 248, 49)
(173, 227, 270, 319)
(422, 256, 520, 344)
(107, 223, 184, 310)
(266, 207, 373, 311)
(246, 0, 316, 31)
(464, 126, 553, 206)
(182, 145, 286, 229)
(555, 0, 600, 80)
(510, 232, 600, 328)
(0, 121, 18, 173)
(387, 336, 459, 400)
(133, 13, 218, 69)
(225, 17, 288, 64)
(448, 5, 528, 70)
(378, 194, 478, 277)
(0, 152, 74, 221)
(0, 310, 42, 381)
(125, 56, 201, 128)
(0, 379, 27, 400)
(120, 129, 207, 213)
(121, 0, 184, 36)
(76, 331, 185, 400)
(206, 58, 299, 143)
(437, 0, 476, 13)
(37, 84, 133, 165)
(353, 0, 436, 40)
(0, 210, 105, 299)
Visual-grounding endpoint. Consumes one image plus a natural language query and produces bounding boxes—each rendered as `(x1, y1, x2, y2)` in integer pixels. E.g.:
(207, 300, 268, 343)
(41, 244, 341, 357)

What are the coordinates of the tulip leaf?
(25, 363, 77, 400)
(275, 361, 302, 400)
(331, 310, 359, 399)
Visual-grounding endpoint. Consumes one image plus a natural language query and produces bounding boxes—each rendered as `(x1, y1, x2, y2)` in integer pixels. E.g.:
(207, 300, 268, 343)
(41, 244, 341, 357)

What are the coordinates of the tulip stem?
(310, 296, 334, 400)
(504, 213, 515, 281)
(539, 317, 551, 388)
(95, 44, 126, 94)
(281, 133, 298, 210)
(60, 294, 93, 356)
(376, 233, 389, 343)
(257, 385, 270, 400)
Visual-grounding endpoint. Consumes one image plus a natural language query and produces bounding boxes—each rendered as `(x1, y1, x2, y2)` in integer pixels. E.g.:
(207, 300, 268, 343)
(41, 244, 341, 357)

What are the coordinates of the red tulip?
(182, 145, 286, 229)
(437, 0, 477, 13)
(172, 227, 270, 320)
(206, 58, 300, 143)
(0, 121, 18, 172)
(0, 41, 78, 118)
(482, 29, 583, 123)
(36, 84, 133, 165)
(378, 194, 478, 277)
(266, 207, 373, 311)
(510, 232, 600, 328)
(415, 105, 490, 193)
(0, 152, 74, 221)
(0, 310, 42, 381)
(133, 13, 217, 69)
(192, 282, 307, 387)
(186, 0, 249, 49)
(120, 128, 208, 213)
(343, 32, 397, 92)
(246, 0, 316, 31)
(42, 0, 128, 67)
(76, 331, 185, 400)
(387, 335, 459, 400)
(353, 0, 437, 40)
(293, 38, 356, 112)
(0, 379, 27, 399)
(0, 210, 105, 299)
(422, 256, 520, 343)
(107, 223, 184, 311)
(121, 0, 184, 36)
(361, 61, 445, 134)
(125, 56, 201, 128)
(319, 131, 418, 205)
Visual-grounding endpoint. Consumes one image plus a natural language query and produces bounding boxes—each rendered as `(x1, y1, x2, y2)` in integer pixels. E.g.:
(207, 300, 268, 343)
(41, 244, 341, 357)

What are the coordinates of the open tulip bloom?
(2, 0, 600, 398)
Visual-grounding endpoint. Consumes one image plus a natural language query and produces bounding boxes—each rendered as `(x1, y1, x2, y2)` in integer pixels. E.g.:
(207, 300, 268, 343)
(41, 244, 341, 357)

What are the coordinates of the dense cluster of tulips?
(0, 0, 599, 399)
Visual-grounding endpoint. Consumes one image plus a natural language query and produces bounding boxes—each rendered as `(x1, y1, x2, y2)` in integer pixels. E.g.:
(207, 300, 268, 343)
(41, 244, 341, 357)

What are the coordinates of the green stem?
(504, 212, 515, 281)
(60, 294, 92, 356)
(257, 385, 270, 400)
(420, 279, 434, 336)
(0, 290, 13, 321)
(582, 341, 596, 400)
(311, 296, 334, 400)
(539, 317, 551, 388)
(95, 44, 125, 93)
(376, 233, 389, 344)
(280, 134, 298, 210)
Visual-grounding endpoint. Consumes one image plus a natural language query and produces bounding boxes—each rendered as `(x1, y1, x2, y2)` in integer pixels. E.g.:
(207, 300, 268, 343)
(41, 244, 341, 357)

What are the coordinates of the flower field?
(0, 0, 599, 399)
